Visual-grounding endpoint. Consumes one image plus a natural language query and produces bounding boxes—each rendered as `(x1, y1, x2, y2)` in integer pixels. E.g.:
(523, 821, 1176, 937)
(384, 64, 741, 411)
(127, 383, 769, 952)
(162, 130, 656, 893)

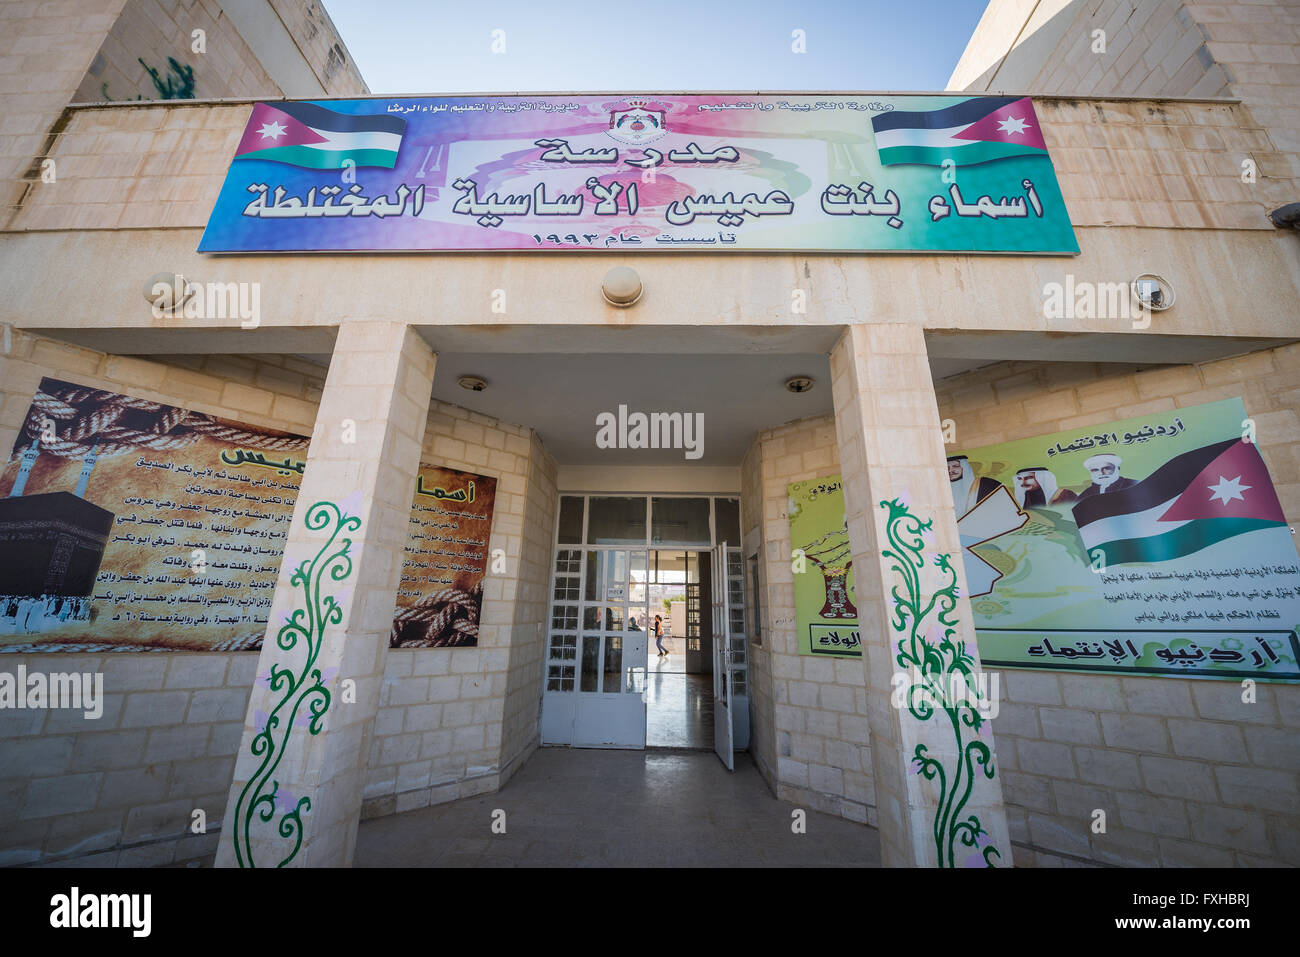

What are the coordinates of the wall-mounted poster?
(788, 475, 860, 658)
(950, 398, 1300, 682)
(390, 464, 497, 648)
(0, 378, 307, 652)
(200, 94, 1078, 255)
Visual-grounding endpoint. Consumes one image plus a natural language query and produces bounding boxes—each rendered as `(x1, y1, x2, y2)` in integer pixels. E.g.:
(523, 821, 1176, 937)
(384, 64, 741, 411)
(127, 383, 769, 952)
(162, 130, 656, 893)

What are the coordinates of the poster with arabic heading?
(390, 464, 496, 648)
(0, 377, 306, 652)
(788, 475, 860, 658)
(949, 398, 1300, 682)
(199, 94, 1078, 254)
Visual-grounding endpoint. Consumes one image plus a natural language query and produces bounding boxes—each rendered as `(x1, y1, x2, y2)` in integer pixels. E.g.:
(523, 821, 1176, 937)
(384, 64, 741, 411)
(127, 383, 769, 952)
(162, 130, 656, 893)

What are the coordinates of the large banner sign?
(390, 464, 497, 648)
(0, 378, 307, 652)
(950, 398, 1300, 682)
(788, 475, 860, 658)
(199, 94, 1079, 254)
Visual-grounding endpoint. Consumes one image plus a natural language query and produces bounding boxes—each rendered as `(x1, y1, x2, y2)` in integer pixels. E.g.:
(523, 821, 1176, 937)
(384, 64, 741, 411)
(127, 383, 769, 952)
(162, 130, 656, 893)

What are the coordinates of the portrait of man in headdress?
(947, 454, 1004, 519)
(1012, 466, 1078, 508)
(1077, 453, 1137, 498)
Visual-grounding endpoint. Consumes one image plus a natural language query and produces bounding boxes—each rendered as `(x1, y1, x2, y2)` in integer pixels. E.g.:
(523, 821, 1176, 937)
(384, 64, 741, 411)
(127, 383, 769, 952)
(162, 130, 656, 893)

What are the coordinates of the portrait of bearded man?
(1077, 453, 1138, 498)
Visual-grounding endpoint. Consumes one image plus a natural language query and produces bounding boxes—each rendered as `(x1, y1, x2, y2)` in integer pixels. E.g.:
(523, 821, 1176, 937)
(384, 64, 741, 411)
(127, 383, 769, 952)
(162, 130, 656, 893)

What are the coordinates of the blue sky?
(321, 0, 991, 94)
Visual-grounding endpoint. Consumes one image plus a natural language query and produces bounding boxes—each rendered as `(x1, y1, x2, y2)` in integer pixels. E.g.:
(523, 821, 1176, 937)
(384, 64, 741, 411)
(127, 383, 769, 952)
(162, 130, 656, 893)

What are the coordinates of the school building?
(0, 0, 1298, 868)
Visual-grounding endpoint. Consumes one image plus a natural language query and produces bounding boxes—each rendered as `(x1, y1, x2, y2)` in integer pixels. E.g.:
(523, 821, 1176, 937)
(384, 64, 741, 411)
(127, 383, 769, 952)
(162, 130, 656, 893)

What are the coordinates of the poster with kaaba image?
(390, 464, 496, 648)
(0, 377, 308, 652)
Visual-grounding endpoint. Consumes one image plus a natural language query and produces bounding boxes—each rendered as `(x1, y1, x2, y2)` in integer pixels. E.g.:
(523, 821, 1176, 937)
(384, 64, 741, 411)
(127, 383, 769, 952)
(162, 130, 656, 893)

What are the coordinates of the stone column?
(829, 323, 1010, 868)
(216, 321, 436, 868)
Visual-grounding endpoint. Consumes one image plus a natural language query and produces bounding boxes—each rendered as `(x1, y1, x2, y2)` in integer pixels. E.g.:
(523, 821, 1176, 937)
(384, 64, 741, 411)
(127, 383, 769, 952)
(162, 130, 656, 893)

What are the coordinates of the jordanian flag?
(871, 96, 1048, 167)
(1073, 439, 1287, 566)
(233, 102, 406, 170)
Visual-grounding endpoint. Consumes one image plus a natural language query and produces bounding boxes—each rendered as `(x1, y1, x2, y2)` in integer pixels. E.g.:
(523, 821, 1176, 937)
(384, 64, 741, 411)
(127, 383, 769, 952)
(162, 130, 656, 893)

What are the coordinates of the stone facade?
(1, 0, 365, 228)
(0, 330, 319, 866)
(736, 341, 1300, 866)
(74, 0, 280, 104)
(0, 329, 556, 866)
(741, 414, 877, 825)
(951, 0, 1300, 205)
(362, 402, 556, 818)
(1, 0, 1298, 870)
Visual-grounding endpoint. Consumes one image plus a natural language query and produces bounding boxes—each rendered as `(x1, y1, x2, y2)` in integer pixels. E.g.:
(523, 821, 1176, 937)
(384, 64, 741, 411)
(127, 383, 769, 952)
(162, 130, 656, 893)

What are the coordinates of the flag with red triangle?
(871, 96, 1049, 167)
(1072, 439, 1288, 566)
(233, 102, 406, 170)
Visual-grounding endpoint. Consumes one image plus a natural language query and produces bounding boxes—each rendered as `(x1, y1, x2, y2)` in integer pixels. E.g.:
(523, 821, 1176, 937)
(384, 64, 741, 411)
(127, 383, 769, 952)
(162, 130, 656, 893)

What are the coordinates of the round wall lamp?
(143, 271, 197, 313)
(458, 375, 488, 392)
(601, 266, 643, 307)
(785, 376, 816, 394)
(1132, 274, 1174, 311)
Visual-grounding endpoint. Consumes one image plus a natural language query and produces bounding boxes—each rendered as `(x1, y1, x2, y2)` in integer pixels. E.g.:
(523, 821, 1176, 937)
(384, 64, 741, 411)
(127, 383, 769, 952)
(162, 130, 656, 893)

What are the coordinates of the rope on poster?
(390, 583, 484, 647)
(18, 386, 309, 458)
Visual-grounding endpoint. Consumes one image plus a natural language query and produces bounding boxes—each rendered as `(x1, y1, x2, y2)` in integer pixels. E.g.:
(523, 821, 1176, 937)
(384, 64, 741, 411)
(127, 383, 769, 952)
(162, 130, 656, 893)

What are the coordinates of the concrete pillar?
(829, 323, 1010, 868)
(216, 321, 436, 868)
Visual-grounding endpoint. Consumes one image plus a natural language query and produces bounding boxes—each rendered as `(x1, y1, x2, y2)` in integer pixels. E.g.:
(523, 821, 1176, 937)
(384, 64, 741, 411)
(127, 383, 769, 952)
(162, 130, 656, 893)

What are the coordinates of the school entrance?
(539, 493, 751, 767)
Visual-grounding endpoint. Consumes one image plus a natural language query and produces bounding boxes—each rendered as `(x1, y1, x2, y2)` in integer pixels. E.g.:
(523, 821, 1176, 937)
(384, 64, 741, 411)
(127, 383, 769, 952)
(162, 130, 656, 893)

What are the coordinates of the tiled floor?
(646, 633, 684, 666)
(355, 747, 881, 867)
(646, 671, 712, 747)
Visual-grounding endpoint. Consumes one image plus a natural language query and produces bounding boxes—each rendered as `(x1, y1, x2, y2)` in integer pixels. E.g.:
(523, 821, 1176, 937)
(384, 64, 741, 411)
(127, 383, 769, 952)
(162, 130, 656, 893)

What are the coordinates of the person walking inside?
(653, 614, 667, 657)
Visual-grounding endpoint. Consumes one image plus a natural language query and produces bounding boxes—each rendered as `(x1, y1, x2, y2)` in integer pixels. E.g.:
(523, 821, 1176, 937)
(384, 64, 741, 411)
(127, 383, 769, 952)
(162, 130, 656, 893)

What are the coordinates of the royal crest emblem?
(607, 98, 668, 146)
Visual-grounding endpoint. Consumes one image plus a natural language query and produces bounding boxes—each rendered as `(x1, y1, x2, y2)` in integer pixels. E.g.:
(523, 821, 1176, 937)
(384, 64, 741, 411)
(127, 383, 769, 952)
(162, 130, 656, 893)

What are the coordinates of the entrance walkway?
(647, 672, 712, 747)
(355, 748, 881, 867)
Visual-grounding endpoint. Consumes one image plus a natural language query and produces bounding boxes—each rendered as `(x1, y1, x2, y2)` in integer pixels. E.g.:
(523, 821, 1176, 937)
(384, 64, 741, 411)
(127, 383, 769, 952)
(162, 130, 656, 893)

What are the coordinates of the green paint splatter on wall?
(102, 57, 196, 101)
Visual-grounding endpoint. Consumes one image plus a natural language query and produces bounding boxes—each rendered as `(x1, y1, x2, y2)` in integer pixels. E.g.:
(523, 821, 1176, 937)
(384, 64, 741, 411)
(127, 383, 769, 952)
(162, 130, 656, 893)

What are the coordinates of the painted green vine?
(881, 497, 1000, 868)
(232, 501, 360, 868)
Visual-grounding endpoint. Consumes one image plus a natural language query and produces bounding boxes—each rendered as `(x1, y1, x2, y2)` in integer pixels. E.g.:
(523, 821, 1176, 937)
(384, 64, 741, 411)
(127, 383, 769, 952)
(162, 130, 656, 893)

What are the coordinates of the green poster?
(788, 475, 860, 657)
(950, 398, 1300, 682)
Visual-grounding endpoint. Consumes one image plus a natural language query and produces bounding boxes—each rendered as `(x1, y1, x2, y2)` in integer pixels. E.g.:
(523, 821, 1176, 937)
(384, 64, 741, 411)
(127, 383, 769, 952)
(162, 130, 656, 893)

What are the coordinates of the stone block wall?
(1186, 0, 1300, 183)
(11, 95, 1289, 234)
(0, 330, 319, 866)
(742, 414, 877, 825)
(7, 102, 245, 231)
(951, 0, 1300, 206)
(0, 0, 127, 214)
(935, 343, 1300, 866)
(2, 0, 367, 230)
(951, 0, 1231, 100)
(266, 0, 367, 95)
(73, 0, 280, 104)
(0, 330, 556, 863)
(361, 400, 555, 818)
(499, 430, 557, 784)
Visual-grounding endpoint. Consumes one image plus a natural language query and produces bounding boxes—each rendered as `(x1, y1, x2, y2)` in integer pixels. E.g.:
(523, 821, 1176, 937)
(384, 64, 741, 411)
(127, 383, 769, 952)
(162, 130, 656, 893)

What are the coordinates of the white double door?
(571, 549, 648, 748)
(565, 546, 738, 764)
